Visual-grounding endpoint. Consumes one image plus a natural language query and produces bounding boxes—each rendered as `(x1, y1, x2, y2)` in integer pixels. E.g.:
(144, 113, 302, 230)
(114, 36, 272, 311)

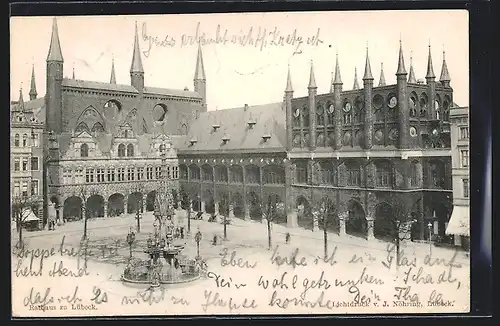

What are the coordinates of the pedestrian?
(180, 227, 185, 239)
(285, 232, 291, 244)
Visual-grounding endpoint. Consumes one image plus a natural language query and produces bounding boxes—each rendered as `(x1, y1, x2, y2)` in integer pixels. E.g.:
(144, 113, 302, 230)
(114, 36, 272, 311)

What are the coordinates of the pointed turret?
(363, 47, 374, 80)
(110, 57, 117, 84)
(308, 60, 317, 89)
(408, 52, 417, 83)
(130, 22, 144, 74)
(130, 21, 145, 91)
(47, 17, 64, 62)
(18, 85, 25, 111)
(439, 49, 451, 87)
(29, 64, 37, 100)
(194, 43, 206, 81)
(333, 52, 342, 85)
(72, 63, 75, 79)
(378, 63, 386, 86)
(285, 65, 293, 93)
(426, 43, 436, 79)
(396, 40, 407, 75)
(193, 43, 207, 112)
(353, 67, 359, 90)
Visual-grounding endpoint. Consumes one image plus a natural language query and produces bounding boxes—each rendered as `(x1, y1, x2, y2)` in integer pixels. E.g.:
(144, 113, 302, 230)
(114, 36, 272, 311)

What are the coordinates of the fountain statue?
(122, 179, 205, 285)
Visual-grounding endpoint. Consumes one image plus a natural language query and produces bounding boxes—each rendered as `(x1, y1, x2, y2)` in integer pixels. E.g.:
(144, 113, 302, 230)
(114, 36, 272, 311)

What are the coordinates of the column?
(339, 213, 346, 235)
(214, 201, 220, 222)
(123, 198, 128, 216)
(367, 218, 374, 240)
(286, 208, 298, 228)
(142, 195, 147, 213)
(103, 200, 108, 218)
(201, 201, 206, 213)
(244, 201, 250, 221)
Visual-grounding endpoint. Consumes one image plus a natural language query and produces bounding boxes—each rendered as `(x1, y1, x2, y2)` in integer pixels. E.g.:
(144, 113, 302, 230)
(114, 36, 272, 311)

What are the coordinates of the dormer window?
(222, 134, 230, 144)
(247, 119, 257, 128)
(262, 134, 271, 142)
(189, 138, 198, 146)
(212, 124, 220, 132)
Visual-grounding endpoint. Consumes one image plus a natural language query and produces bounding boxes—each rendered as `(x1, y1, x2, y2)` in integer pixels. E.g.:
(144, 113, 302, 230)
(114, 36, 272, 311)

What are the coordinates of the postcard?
(10, 10, 470, 317)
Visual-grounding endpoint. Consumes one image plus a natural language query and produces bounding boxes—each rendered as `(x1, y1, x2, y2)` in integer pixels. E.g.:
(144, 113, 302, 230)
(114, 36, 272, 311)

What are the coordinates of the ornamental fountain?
(121, 142, 205, 286)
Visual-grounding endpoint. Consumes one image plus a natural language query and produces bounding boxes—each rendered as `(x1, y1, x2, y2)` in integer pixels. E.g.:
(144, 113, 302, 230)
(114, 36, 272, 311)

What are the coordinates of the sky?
(10, 10, 469, 110)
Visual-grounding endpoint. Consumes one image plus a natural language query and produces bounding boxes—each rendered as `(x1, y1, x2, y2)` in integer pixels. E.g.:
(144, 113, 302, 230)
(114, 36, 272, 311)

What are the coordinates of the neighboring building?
(39, 18, 206, 223)
(178, 43, 456, 242)
(446, 106, 470, 248)
(10, 73, 45, 216)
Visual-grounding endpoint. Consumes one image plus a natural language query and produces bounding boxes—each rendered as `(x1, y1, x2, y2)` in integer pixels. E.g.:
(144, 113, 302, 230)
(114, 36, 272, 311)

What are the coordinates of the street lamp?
(427, 222, 433, 255)
(195, 229, 202, 259)
(126, 227, 136, 262)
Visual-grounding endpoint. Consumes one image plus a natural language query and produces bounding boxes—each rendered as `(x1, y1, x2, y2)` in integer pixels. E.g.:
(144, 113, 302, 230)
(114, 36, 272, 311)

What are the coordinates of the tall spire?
(439, 48, 451, 85)
(353, 67, 359, 90)
(363, 45, 373, 80)
(378, 63, 386, 86)
(29, 64, 37, 100)
(285, 65, 293, 92)
(47, 17, 64, 62)
(408, 51, 417, 83)
(72, 62, 75, 79)
(426, 41, 436, 79)
(130, 21, 144, 74)
(110, 56, 117, 84)
(308, 60, 317, 89)
(194, 42, 206, 80)
(333, 52, 342, 85)
(18, 84, 25, 111)
(396, 39, 407, 75)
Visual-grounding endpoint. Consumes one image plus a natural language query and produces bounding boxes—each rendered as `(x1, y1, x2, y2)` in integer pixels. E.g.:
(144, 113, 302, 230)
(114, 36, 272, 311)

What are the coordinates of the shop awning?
(446, 206, 469, 237)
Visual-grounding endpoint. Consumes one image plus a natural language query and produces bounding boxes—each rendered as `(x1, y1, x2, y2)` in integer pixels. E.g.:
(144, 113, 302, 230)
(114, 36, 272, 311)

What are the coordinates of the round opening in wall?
(153, 104, 168, 122)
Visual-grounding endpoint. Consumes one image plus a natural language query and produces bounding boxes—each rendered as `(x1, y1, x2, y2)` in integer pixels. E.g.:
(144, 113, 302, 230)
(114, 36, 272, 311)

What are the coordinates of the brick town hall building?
(26, 17, 457, 242)
(177, 42, 457, 242)
(34, 18, 207, 222)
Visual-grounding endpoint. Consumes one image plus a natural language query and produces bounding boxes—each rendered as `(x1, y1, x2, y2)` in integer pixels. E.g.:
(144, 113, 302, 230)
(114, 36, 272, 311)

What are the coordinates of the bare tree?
(11, 194, 38, 249)
(80, 187, 88, 240)
(315, 196, 335, 260)
(380, 194, 420, 270)
(264, 193, 284, 250)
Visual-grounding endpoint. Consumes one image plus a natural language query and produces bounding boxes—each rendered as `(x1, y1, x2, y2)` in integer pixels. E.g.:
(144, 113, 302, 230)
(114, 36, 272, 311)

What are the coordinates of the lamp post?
(427, 222, 433, 255)
(187, 199, 192, 235)
(126, 227, 136, 262)
(195, 229, 202, 258)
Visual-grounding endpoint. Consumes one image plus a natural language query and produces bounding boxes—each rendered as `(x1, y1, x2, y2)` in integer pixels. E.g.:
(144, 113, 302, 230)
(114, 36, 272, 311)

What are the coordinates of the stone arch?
(189, 164, 200, 180)
(118, 143, 126, 157)
(409, 91, 419, 118)
(91, 122, 105, 134)
(373, 94, 385, 122)
(108, 193, 125, 217)
(75, 122, 90, 134)
(146, 190, 156, 211)
(262, 164, 285, 184)
(63, 196, 82, 221)
(345, 199, 367, 239)
(419, 92, 428, 118)
(245, 164, 260, 184)
(86, 194, 105, 218)
(77, 106, 105, 131)
(202, 188, 215, 214)
(214, 165, 228, 183)
(229, 164, 243, 183)
(80, 143, 89, 157)
(354, 96, 364, 123)
(296, 195, 313, 230)
(232, 192, 244, 219)
(247, 191, 262, 221)
(443, 95, 451, 121)
(201, 164, 214, 182)
(127, 192, 143, 214)
(374, 202, 394, 242)
(126, 143, 134, 157)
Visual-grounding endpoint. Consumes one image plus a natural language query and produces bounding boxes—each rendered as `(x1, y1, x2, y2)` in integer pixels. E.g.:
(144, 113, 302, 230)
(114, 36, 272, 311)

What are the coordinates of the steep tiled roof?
(62, 78, 201, 98)
(178, 102, 286, 153)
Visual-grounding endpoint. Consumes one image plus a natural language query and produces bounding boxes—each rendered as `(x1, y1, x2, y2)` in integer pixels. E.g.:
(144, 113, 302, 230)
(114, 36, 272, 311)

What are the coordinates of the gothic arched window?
(22, 134, 28, 147)
(80, 143, 89, 157)
(14, 134, 19, 147)
(409, 160, 420, 187)
(375, 160, 393, 188)
(126, 143, 134, 157)
(118, 144, 126, 157)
